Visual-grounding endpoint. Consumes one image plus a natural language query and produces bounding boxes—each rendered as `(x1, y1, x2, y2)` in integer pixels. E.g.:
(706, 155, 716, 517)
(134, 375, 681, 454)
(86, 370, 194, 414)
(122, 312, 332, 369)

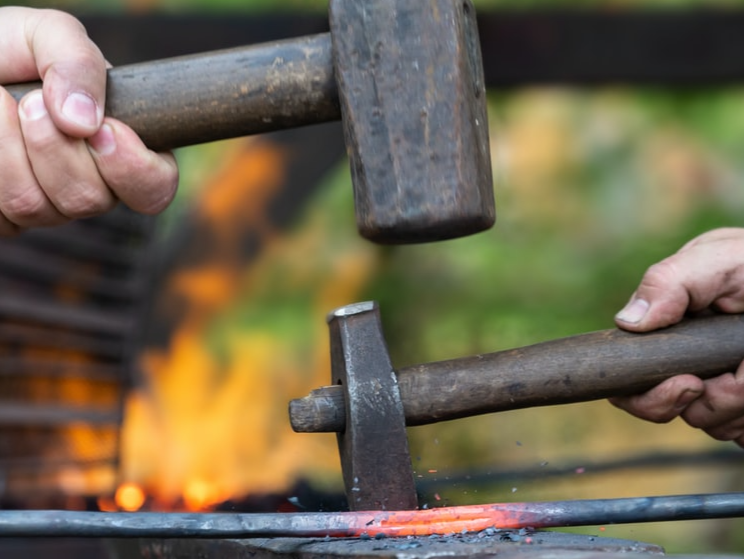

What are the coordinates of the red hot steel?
(0, 493, 742, 538)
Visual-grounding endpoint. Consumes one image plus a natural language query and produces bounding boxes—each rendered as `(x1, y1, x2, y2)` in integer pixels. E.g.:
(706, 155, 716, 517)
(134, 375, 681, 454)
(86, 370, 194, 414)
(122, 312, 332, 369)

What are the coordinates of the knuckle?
(34, 11, 104, 79)
(2, 188, 49, 224)
(139, 176, 179, 215)
(54, 185, 114, 219)
(641, 259, 679, 289)
(610, 396, 676, 424)
(107, 156, 178, 215)
(36, 10, 92, 51)
(40, 9, 87, 32)
(21, 121, 59, 152)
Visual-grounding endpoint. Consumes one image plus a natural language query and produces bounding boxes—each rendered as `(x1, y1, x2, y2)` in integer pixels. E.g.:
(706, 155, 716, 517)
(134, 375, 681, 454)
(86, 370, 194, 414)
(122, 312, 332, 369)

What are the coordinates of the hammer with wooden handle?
(291, 306, 744, 432)
(291, 303, 744, 509)
(6, 0, 495, 244)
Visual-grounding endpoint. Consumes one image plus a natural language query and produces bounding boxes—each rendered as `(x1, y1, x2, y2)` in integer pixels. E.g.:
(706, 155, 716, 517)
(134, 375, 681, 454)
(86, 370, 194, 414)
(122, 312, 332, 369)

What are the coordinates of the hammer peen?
(6, 0, 495, 244)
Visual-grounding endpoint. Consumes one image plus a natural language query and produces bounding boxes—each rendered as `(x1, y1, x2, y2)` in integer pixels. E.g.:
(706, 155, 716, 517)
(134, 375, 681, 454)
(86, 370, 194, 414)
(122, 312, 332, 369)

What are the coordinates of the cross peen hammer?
(290, 302, 744, 510)
(7, 0, 495, 244)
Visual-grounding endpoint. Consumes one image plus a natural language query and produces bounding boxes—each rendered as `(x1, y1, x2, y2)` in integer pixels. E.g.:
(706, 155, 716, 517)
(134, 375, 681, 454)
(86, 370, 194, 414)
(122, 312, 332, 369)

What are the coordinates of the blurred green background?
(8, 0, 744, 554)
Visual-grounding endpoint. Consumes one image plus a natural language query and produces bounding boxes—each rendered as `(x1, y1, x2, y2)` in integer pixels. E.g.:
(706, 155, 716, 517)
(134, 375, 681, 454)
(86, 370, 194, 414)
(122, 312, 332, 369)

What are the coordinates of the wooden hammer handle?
(5, 34, 339, 152)
(290, 313, 744, 432)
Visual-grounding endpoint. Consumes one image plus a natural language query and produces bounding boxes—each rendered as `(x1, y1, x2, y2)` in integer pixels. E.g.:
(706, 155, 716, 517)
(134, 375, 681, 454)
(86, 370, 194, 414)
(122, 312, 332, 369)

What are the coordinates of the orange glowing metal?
(339, 503, 551, 537)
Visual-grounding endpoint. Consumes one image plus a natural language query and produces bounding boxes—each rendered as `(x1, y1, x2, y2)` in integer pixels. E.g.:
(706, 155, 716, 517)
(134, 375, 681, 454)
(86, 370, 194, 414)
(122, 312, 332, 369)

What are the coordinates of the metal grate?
(0, 206, 156, 506)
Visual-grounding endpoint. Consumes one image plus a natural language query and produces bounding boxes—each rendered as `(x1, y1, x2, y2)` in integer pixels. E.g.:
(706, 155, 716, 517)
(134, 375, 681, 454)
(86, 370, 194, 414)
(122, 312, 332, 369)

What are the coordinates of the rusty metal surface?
(329, 0, 494, 243)
(328, 302, 417, 511)
(136, 530, 670, 559)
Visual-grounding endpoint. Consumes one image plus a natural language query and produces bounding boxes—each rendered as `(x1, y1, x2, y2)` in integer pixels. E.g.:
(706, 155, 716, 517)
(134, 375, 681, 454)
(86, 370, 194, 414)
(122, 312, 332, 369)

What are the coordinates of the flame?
(182, 478, 229, 512)
(1, 343, 121, 502)
(115, 482, 146, 512)
(119, 137, 377, 509)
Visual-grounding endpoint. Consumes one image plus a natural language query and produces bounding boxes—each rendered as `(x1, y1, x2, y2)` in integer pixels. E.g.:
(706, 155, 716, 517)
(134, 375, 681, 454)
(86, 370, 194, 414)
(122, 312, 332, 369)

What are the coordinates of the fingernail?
(615, 298, 650, 324)
(62, 91, 100, 129)
(88, 123, 116, 156)
(20, 90, 47, 121)
(674, 388, 702, 410)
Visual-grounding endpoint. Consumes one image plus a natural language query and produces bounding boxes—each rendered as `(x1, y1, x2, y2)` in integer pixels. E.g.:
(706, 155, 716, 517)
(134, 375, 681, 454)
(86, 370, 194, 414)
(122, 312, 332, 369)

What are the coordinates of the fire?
(183, 479, 229, 512)
(118, 137, 377, 509)
(115, 482, 146, 512)
(0, 344, 121, 503)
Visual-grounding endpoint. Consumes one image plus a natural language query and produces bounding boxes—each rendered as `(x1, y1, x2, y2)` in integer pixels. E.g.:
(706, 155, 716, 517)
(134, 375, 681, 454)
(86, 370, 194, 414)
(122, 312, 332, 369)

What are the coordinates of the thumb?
(615, 228, 744, 332)
(24, 9, 107, 137)
(614, 258, 690, 332)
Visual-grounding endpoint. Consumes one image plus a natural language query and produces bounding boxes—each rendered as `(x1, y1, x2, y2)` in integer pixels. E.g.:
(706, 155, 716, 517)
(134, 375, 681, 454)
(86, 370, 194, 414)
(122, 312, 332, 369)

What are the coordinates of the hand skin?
(612, 227, 744, 448)
(0, 7, 178, 234)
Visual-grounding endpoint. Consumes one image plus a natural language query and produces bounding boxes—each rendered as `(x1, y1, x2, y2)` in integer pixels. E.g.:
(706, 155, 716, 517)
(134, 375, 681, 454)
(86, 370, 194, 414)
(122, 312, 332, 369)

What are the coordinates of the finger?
(0, 88, 64, 228)
(686, 229, 744, 314)
(614, 258, 692, 332)
(87, 119, 179, 214)
(615, 229, 744, 332)
(19, 89, 116, 221)
(608, 375, 704, 423)
(0, 7, 106, 137)
(681, 365, 744, 434)
(703, 415, 744, 444)
(679, 227, 744, 250)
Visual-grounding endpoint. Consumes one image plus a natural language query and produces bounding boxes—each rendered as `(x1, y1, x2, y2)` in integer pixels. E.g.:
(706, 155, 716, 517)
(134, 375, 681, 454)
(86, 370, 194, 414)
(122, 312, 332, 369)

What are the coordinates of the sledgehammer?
(7, 0, 495, 244)
(290, 302, 744, 509)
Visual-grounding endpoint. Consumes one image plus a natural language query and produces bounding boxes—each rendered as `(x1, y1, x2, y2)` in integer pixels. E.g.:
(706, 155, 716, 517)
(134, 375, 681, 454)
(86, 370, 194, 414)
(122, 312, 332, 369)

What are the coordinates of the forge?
(0, 205, 156, 509)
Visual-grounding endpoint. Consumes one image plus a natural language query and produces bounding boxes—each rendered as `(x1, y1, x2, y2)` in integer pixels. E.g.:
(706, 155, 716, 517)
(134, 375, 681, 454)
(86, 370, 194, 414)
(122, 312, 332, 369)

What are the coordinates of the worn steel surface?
(329, 0, 494, 244)
(291, 313, 744, 432)
(328, 302, 417, 511)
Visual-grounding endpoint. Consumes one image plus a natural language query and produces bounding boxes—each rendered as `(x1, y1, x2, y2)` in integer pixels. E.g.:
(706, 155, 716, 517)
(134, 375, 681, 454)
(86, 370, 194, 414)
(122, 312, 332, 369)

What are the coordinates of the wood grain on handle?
(290, 314, 744, 432)
(5, 34, 340, 152)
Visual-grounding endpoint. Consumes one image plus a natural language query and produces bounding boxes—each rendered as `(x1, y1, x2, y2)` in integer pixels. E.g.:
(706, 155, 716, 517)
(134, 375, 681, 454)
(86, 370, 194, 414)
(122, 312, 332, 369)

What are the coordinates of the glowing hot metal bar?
(0, 492, 742, 538)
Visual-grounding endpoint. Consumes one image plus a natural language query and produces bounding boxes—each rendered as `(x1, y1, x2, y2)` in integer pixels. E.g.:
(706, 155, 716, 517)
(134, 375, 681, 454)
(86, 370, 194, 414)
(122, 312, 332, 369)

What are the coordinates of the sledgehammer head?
(330, 0, 495, 244)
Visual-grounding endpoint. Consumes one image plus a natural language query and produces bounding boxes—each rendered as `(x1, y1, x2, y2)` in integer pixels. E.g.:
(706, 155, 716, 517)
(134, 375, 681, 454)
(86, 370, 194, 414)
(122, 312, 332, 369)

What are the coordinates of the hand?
(0, 7, 178, 234)
(611, 227, 744, 447)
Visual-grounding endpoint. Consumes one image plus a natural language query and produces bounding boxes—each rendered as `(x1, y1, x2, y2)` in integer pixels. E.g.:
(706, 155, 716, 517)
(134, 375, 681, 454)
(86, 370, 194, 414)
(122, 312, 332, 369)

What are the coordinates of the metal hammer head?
(326, 302, 418, 511)
(330, 0, 495, 244)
